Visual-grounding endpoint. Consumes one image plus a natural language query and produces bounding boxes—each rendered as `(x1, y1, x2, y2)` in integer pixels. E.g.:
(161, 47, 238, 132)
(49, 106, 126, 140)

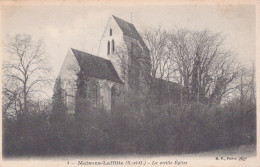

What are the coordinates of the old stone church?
(55, 15, 153, 113)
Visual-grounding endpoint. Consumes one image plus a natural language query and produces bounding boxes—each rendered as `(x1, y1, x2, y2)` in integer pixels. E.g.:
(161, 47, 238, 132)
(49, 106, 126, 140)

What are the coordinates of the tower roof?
(112, 15, 149, 52)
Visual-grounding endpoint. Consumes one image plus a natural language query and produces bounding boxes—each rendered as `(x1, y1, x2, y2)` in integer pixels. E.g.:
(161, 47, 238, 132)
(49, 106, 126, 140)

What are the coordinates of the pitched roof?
(71, 48, 123, 83)
(112, 15, 149, 52)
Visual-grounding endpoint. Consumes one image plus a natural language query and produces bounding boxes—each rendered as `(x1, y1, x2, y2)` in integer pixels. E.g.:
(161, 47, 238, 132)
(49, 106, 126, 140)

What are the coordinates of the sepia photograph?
(0, 0, 258, 166)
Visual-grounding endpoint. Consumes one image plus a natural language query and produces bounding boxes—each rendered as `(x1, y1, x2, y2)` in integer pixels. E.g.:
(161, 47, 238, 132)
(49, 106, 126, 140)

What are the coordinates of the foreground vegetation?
(3, 97, 256, 157)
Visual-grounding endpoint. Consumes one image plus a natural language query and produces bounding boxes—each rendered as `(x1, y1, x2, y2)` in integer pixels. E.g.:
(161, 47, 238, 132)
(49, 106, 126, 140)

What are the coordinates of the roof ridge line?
(112, 15, 134, 26)
(71, 48, 110, 61)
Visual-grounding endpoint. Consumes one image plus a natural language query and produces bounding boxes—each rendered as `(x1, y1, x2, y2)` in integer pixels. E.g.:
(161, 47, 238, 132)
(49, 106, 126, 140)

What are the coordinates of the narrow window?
(129, 42, 134, 67)
(65, 91, 68, 106)
(131, 42, 133, 55)
(112, 39, 115, 53)
(65, 82, 69, 106)
(107, 41, 110, 55)
(87, 83, 98, 107)
(110, 28, 112, 36)
(111, 86, 116, 112)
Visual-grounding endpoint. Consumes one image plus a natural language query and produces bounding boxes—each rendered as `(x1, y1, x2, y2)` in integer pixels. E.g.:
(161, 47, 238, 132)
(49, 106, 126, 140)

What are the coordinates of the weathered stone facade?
(55, 15, 150, 114)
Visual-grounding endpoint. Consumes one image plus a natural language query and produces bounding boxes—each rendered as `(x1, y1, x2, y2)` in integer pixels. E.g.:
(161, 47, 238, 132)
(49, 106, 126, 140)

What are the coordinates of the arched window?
(112, 39, 115, 53)
(65, 81, 75, 110)
(65, 90, 68, 106)
(107, 41, 110, 55)
(131, 42, 134, 56)
(110, 28, 112, 36)
(87, 83, 98, 107)
(65, 82, 70, 106)
(111, 86, 116, 111)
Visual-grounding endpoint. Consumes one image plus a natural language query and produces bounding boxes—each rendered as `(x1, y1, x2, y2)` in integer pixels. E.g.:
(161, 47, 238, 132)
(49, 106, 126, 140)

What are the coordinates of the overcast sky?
(2, 5, 255, 97)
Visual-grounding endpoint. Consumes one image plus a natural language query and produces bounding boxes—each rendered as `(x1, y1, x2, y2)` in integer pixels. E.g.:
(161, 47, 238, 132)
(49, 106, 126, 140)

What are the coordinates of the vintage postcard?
(0, 0, 259, 166)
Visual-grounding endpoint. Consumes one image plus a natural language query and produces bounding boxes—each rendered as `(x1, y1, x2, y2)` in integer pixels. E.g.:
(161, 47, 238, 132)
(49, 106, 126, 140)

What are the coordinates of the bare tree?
(142, 27, 172, 79)
(3, 34, 51, 118)
(238, 62, 256, 106)
(142, 27, 178, 104)
(168, 29, 240, 104)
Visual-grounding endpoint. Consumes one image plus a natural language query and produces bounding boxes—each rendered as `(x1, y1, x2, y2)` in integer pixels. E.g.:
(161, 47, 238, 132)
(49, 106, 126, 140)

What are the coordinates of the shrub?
(3, 97, 256, 156)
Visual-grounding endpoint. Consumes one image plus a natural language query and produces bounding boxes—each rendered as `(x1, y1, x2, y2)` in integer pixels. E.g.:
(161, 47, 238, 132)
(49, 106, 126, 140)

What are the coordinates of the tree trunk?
(23, 80, 27, 114)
